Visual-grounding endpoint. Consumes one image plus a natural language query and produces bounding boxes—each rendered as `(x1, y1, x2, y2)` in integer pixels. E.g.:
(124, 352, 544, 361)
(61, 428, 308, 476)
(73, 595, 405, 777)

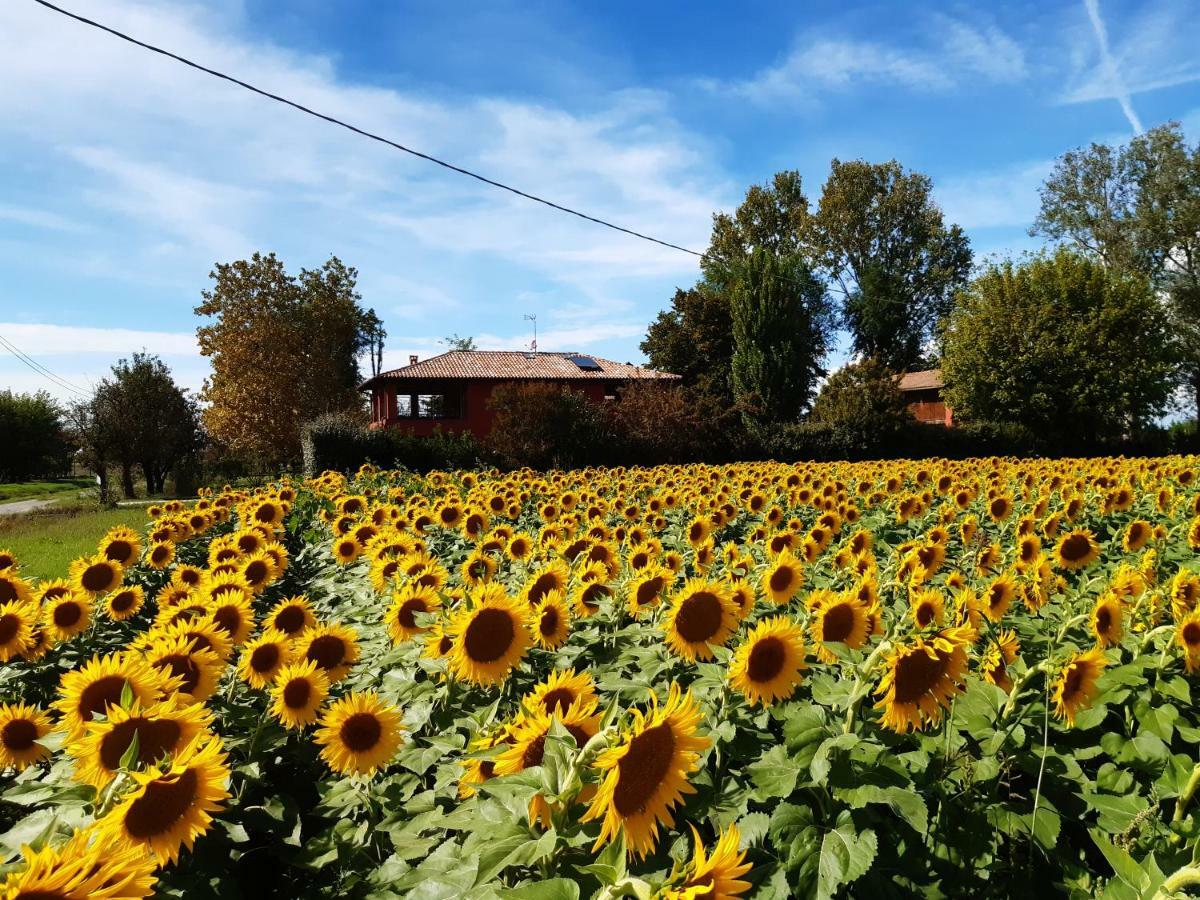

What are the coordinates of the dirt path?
(0, 498, 56, 516)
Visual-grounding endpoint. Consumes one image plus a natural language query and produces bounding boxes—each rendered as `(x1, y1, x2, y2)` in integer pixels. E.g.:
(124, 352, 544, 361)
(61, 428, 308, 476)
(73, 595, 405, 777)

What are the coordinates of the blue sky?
(1, 0, 1198, 400)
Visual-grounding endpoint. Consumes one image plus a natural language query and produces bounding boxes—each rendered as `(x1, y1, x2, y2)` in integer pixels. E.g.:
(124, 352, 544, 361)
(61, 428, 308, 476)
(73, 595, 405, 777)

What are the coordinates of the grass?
(0, 503, 154, 581)
(0, 478, 96, 504)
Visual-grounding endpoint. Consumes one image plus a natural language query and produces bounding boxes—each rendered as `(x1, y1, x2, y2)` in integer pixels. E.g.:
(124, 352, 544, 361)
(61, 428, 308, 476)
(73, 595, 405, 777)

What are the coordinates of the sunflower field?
(2, 455, 1200, 898)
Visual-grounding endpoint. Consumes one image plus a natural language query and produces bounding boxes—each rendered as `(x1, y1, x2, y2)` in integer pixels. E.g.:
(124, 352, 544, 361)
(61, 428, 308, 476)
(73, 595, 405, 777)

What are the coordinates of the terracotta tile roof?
(362, 351, 680, 388)
(897, 369, 944, 392)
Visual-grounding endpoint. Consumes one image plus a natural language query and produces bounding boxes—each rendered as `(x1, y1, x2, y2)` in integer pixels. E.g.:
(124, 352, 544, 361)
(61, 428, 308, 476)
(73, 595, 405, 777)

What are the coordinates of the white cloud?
(936, 160, 1055, 230)
(0, 322, 197, 356)
(713, 15, 1026, 105)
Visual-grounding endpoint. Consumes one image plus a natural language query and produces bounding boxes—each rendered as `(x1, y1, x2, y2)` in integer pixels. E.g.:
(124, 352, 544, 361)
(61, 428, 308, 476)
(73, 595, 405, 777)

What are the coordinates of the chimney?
(409, 354, 418, 366)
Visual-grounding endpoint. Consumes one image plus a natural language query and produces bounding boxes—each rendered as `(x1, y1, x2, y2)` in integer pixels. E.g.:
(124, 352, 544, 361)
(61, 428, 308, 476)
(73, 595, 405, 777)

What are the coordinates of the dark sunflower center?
(746, 636, 786, 683)
(989, 585, 1007, 609)
(105, 541, 135, 564)
(892, 647, 950, 705)
(244, 561, 269, 585)
(340, 712, 383, 752)
(464, 608, 515, 663)
(1, 718, 38, 751)
(212, 606, 243, 636)
(529, 574, 558, 605)
(438, 635, 453, 655)
(306, 636, 347, 670)
(398, 599, 427, 630)
(580, 584, 608, 610)
(155, 654, 202, 694)
(110, 591, 136, 613)
(251, 644, 281, 673)
(1061, 663, 1087, 701)
(152, 546, 171, 564)
(540, 688, 575, 715)
(613, 722, 676, 816)
(274, 606, 306, 634)
(125, 768, 199, 838)
(81, 564, 115, 593)
(539, 607, 559, 637)
(1061, 535, 1092, 562)
(820, 603, 856, 643)
(915, 602, 936, 628)
(0, 581, 16, 604)
(674, 592, 722, 643)
(1096, 607, 1112, 634)
(99, 718, 183, 770)
(521, 733, 547, 769)
(283, 679, 312, 709)
(1183, 622, 1200, 646)
(0, 614, 21, 645)
(78, 676, 128, 721)
(53, 602, 82, 628)
(635, 577, 664, 607)
(769, 567, 794, 594)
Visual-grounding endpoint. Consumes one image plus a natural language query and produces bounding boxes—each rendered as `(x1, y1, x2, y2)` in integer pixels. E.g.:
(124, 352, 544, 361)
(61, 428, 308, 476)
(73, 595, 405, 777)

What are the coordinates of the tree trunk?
(120, 462, 136, 499)
(96, 468, 110, 506)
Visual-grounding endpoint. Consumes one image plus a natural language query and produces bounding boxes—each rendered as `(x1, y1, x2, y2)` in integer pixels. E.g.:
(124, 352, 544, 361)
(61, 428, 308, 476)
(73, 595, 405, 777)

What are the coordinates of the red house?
(361, 350, 680, 437)
(898, 369, 953, 426)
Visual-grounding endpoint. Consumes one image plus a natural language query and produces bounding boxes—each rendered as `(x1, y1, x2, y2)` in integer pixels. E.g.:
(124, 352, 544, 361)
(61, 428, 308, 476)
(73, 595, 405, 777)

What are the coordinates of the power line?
(0, 332, 90, 396)
(29, 0, 706, 259)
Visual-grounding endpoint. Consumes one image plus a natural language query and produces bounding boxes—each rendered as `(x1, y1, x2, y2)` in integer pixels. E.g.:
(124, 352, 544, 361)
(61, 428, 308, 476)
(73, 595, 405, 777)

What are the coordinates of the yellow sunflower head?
(728, 616, 807, 707)
(531, 590, 571, 650)
(0, 600, 36, 662)
(314, 691, 404, 777)
(265, 595, 317, 637)
(1052, 647, 1107, 726)
(105, 585, 145, 622)
(0, 702, 52, 771)
(761, 550, 804, 605)
(1054, 529, 1100, 571)
(297, 622, 361, 683)
(237, 632, 293, 688)
(386, 584, 443, 644)
(662, 579, 738, 662)
(447, 591, 530, 686)
(664, 824, 753, 900)
(873, 625, 971, 733)
(270, 659, 330, 729)
(1090, 594, 1125, 648)
(68, 554, 124, 598)
(523, 668, 597, 718)
(808, 591, 871, 663)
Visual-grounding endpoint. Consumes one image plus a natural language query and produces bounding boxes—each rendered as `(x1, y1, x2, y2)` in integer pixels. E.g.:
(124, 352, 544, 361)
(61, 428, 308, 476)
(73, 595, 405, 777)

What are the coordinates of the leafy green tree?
(1034, 122, 1200, 421)
(941, 249, 1175, 447)
(643, 172, 814, 403)
(806, 159, 972, 369)
(0, 391, 69, 482)
(809, 357, 912, 439)
(442, 334, 477, 351)
(486, 382, 609, 470)
(731, 250, 832, 428)
(196, 252, 381, 465)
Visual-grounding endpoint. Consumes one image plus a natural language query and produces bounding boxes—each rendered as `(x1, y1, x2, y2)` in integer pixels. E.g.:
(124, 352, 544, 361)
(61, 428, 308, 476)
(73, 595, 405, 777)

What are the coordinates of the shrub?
(301, 412, 391, 476)
(486, 383, 609, 470)
(808, 358, 913, 453)
(606, 383, 752, 465)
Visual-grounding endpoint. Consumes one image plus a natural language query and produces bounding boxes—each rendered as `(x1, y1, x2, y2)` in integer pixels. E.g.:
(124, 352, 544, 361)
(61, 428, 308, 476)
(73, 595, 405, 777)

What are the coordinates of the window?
(394, 395, 412, 417)
(416, 392, 462, 419)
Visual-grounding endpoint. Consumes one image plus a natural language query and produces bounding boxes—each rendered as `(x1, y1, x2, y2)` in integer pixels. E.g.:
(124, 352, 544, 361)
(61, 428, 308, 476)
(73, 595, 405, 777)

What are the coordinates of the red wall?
(369, 380, 609, 438)
(904, 389, 954, 427)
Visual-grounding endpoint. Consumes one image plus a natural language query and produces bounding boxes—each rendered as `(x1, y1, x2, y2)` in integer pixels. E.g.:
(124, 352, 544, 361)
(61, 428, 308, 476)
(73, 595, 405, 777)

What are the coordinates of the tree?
(1034, 122, 1200, 421)
(0, 391, 69, 482)
(731, 250, 832, 428)
(196, 252, 381, 466)
(64, 398, 114, 503)
(94, 354, 202, 496)
(606, 382, 746, 465)
(805, 159, 972, 369)
(486, 383, 608, 470)
(442, 334, 477, 351)
(808, 357, 913, 447)
(642, 172, 814, 403)
(941, 249, 1176, 447)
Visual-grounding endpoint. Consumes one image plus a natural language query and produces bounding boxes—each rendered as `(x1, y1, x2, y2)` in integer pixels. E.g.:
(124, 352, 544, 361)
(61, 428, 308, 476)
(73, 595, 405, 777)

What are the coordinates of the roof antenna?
(523, 313, 537, 356)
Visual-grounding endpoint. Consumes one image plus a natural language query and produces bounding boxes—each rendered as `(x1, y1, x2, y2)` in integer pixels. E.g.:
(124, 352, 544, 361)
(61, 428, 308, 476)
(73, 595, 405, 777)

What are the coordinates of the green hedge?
(301, 414, 486, 475)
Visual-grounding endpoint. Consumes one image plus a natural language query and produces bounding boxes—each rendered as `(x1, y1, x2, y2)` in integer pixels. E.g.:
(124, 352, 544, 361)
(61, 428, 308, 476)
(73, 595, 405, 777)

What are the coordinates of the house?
(360, 350, 680, 437)
(898, 369, 953, 426)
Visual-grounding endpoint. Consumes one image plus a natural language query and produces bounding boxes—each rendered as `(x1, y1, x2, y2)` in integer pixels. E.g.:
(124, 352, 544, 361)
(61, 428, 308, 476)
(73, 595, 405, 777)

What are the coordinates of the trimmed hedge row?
(301, 413, 484, 476)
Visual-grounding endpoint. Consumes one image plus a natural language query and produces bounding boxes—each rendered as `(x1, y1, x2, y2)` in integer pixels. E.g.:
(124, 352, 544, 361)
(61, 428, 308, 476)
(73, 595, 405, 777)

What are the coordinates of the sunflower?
(265, 595, 316, 637)
(237, 632, 293, 688)
(458, 728, 510, 799)
(106, 585, 145, 621)
(1054, 529, 1100, 571)
(43, 591, 93, 643)
(494, 697, 601, 777)
(152, 618, 234, 663)
(146, 541, 175, 570)
(663, 824, 753, 900)
(626, 568, 672, 618)
(270, 659, 330, 729)
(1052, 647, 1107, 726)
(97, 734, 230, 865)
(0, 829, 157, 900)
(69, 697, 212, 789)
(980, 629, 1020, 692)
(873, 626, 971, 733)
(522, 561, 570, 607)
(0, 549, 15, 571)
(1090, 594, 1124, 648)
(143, 636, 224, 704)
(909, 589, 945, 629)
(0, 600, 35, 661)
(761, 550, 804, 605)
(1176, 611, 1200, 674)
(531, 590, 571, 649)
(808, 591, 872, 663)
(385, 584, 443, 644)
(99, 526, 142, 567)
(1123, 519, 1152, 553)
(447, 590, 530, 685)
(728, 616, 807, 707)
(460, 549, 498, 586)
(0, 570, 35, 608)
(983, 572, 1018, 622)
(69, 553, 124, 597)
(506, 532, 535, 561)
(296, 622, 361, 683)
(55, 653, 169, 739)
(582, 683, 709, 859)
(314, 691, 403, 777)
(662, 579, 738, 662)
(205, 589, 256, 646)
(524, 668, 598, 717)
(333, 536, 363, 565)
(237, 551, 275, 592)
(0, 702, 52, 771)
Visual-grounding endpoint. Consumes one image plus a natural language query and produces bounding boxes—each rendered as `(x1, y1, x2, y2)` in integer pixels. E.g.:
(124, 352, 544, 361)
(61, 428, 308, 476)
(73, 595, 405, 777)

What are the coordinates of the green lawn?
(0, 477, 96, 504)
(0, 504, 154, 581)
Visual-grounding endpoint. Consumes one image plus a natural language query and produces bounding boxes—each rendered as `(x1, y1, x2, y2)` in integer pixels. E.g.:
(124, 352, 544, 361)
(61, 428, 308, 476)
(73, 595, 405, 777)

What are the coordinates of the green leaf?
(1089, 829, 1150, 893)
(834, 784, 929, 834)
(810, 734, 858, 784)
(575, 830, 626, 885)
(500, 879, 579, 900)
(118, 729, 141, 771)
(816, 823, 877, 900)
(1082, 793, 1149, 834)
(119, 679, 134, 710)
(748, 745, 802, 801)
(736, 811, 771, 847)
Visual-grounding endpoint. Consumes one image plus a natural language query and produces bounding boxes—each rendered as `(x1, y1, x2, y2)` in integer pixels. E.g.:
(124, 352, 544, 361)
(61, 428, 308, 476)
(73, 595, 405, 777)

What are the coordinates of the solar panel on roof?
(567, 354, 602, 371)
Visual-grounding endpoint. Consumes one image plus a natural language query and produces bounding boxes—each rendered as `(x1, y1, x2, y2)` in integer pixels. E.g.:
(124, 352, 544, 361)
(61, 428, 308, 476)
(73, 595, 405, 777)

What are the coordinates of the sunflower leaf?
(748, 745, 802, 801)
(118, 729, 140, 771)
(816, 822, 876, 900)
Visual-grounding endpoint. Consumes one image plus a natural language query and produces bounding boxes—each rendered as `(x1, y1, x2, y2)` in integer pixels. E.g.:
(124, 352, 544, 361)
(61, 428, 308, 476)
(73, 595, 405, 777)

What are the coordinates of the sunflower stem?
(1171, 762, 1200, 825)
(1155, 865, 1200, 898)
(1138, 624, 1174, 655)
(1029, 675, 1051, 853)
(1055, 614, 1088, 643)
